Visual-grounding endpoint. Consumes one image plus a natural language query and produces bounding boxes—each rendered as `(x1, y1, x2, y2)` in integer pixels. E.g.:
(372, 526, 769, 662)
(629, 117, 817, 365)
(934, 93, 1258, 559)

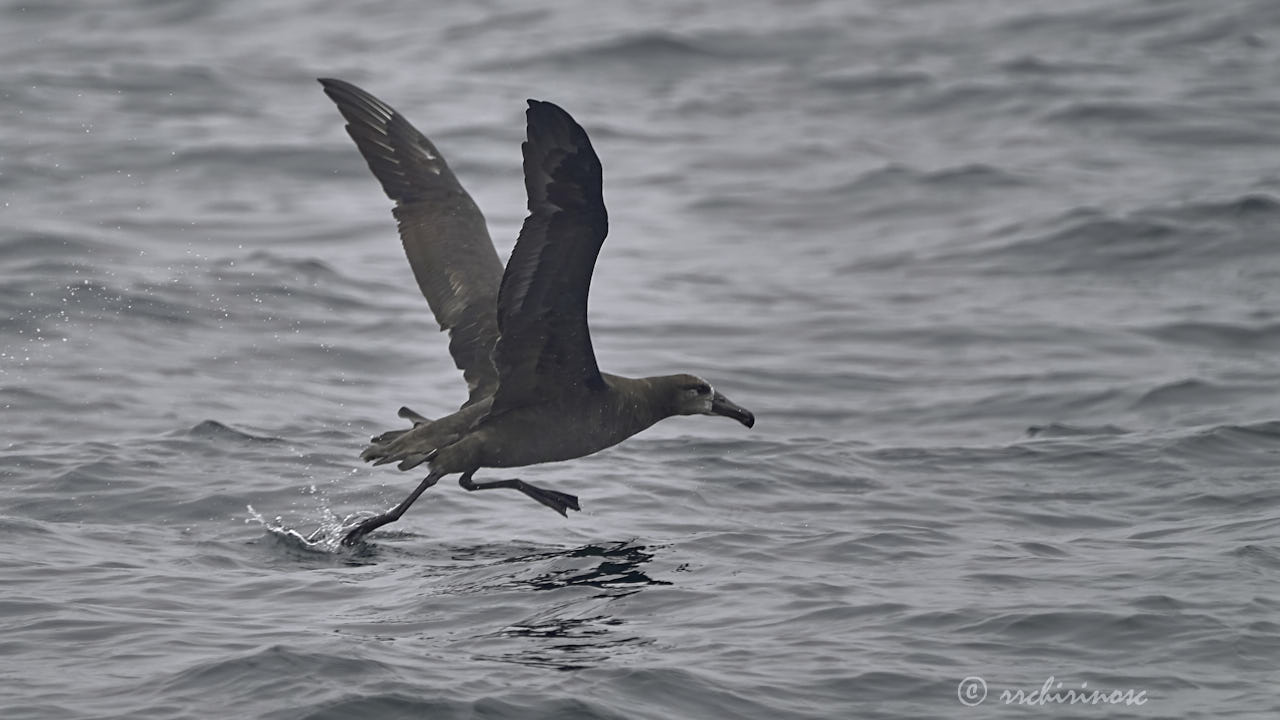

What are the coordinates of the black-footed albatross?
(319, 78, 755, 545)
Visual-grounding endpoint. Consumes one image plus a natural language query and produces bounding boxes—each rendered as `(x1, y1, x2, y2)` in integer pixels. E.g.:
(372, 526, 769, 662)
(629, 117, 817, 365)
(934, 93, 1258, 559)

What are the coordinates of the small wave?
(1137, 322, 1280, 350)
(1045, 97, 1280, 147)
(899, 80, 1023, 114)
(1232, 544, 1280, 570)
(476, 31, 724, 73)
(999, 55, 1124, 77)
(1131, 378, 1267, 410)
(0, 515, 58, 538)
(999, 5, 1189, 36)
(1165, 420, 1280, 467)
(157, 644, 400, 699)
(0, 386, 68, 410)
(921, 163, 1031, 189)
(25, 61, 252, 119)
(207, 250, 396, 312)
(1044, 100, 1168, 125)
(962, 608, 1195, 647)
(1025, 423, 1132, 439)
(1, 274, 215, 330)
(1026, 210, 1182, 269)
(814, 69, 933, 94)
(824, 162, 1031, 200)
(445, 8, 548, 41)
(290, 694, 615, 720)
(171, 144, 348, 180)
(184, 420, 283, 443)
(230, 251, 340, 279)
(1142, 121, 1280, 148)
(1144, 13, 1265, 50)
(1160, 193, 1280, 220)
(945, 192, 1280, 274)
(0, 232, 111, 260)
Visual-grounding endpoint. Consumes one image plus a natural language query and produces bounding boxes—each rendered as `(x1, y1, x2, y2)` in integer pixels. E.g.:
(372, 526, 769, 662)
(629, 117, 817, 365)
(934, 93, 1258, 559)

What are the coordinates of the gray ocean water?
(3, 0, 1280, 717)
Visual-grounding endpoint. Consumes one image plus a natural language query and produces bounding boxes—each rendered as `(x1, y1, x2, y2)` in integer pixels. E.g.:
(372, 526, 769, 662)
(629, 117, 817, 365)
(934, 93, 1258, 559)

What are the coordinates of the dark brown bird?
(319, 79, 755, 545)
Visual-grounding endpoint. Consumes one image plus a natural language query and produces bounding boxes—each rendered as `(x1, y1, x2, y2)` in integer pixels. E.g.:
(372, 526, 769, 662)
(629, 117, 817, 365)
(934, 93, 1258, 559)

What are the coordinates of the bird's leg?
(458, 470, 580, 517)
(342, 471, 443, 546)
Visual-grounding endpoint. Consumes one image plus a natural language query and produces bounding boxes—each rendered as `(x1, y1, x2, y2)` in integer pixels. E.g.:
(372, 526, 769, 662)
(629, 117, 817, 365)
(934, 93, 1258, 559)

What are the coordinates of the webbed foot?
(341, 513, 392, 547)
(524, 485, 581, 517)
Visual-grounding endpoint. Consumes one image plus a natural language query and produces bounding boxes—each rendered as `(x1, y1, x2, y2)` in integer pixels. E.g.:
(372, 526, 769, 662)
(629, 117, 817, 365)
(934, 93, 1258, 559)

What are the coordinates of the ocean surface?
(3, 0, 1280, 717)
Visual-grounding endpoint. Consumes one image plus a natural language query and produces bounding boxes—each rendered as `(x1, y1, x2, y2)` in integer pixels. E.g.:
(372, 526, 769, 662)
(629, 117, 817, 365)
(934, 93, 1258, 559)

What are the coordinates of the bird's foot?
(340, 513, 393, 547)
(458, 473, 580, 517)
(523, 484, 581, 517)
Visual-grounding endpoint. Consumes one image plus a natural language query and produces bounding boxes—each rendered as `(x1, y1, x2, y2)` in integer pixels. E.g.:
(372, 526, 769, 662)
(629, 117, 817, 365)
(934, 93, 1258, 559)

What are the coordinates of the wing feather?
(489, 100, 609, 412)
(319, 78, 503, 407)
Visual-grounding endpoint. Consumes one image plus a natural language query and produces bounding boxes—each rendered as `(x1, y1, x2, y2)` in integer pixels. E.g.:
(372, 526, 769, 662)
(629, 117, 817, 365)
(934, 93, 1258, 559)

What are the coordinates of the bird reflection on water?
(445, 540, 672, 596)
(502, 541, 672, 595)
(258, 510, 673, 669)
(473, 542, 670, 670)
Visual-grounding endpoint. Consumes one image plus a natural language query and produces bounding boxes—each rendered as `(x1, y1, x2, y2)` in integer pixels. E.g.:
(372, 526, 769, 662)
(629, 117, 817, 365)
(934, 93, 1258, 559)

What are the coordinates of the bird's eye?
(696, 384, 711, 396)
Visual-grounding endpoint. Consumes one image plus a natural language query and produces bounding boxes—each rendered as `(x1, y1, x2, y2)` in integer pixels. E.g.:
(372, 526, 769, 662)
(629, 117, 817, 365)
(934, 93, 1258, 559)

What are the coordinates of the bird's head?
(662, 374, 755, 428)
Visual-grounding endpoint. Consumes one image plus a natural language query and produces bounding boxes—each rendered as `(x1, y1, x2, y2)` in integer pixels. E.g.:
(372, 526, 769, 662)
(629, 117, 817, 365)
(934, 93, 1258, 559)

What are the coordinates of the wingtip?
(529, 98, 568, 111)
(526, 99, 572, 121)
(318, 78, 367, 100)
(317, 77, 347, 101)
(524, 99, 580, 141)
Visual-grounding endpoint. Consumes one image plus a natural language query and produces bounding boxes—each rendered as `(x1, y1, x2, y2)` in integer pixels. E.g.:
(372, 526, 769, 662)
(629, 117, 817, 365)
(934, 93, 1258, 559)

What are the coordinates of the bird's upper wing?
(488, 100, 609, 414)
(319, 78, 503, 408)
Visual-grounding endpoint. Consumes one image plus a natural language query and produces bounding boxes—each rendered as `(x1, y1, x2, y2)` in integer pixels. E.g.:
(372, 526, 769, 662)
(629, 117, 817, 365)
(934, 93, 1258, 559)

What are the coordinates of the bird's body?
(373, 373, 695, 472)
(319, 78, 753, 545)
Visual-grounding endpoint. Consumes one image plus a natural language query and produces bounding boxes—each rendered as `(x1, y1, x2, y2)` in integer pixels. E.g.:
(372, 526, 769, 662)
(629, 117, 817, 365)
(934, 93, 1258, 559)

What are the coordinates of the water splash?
(245, 503, 378, 553)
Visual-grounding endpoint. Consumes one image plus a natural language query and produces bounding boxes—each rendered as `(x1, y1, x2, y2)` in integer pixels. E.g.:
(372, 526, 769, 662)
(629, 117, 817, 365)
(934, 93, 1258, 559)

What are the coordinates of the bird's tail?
(360, 439, 438, 472)
(366, 405, 431, 444)
(361, 406, 445, 471)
